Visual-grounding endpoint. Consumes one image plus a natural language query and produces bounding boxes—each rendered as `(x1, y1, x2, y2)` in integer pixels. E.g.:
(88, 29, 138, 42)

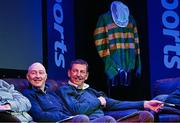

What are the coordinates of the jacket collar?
(30, 84, 49, 94)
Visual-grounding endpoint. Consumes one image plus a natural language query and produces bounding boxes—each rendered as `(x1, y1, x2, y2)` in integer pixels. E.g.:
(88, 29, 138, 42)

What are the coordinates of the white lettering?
(162, 0, 180, 69)
(53, 0, 67, 68)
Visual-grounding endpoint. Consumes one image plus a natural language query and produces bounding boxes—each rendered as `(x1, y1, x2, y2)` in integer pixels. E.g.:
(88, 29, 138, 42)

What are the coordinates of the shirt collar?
(68, 80, 89, 90)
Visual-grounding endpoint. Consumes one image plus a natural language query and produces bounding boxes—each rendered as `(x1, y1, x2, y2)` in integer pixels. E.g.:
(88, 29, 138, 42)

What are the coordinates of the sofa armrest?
(153, 77, 180, 97)
(153, 94, 168, 102)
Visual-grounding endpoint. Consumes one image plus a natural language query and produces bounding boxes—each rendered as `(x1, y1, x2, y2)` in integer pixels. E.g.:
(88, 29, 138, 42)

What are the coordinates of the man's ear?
(85, 72, 89, 80)
(67, 70, 70, 78)
(26, 73, 29, 81)
(45, 73, 48, 80)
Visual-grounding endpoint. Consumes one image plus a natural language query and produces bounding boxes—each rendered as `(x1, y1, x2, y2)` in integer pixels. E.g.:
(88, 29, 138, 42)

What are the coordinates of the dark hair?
(69, 59, 88, 71)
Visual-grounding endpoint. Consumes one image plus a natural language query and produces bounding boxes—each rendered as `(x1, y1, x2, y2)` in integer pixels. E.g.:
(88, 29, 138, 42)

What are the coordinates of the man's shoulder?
(58, 84, 75, 94)
(22, 88, 35, 96)
(59, 84, 71, 89)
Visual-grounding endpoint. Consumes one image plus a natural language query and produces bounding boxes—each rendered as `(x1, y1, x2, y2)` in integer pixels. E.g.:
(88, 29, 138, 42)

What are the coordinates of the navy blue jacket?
(58, 84, 144, 120)
(22, 84, 71, 122)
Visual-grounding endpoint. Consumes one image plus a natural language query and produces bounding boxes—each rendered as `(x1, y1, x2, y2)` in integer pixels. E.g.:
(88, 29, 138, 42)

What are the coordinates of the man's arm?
(105, 97, 163, 112)
(58, 85, 101, 114)
(0, 80, 31, 112)
(105, 97, 144, 110)
(8, 89, 31, 112)
(144, 100, 164, 112)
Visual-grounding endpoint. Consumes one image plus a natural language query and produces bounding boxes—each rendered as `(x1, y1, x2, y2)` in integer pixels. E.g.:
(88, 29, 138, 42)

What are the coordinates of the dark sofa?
(152, 77, 180, 122)
(3, 78, 180, 122)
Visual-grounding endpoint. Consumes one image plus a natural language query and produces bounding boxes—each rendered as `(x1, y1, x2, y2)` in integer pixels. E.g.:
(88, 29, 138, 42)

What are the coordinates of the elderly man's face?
(27, 63, 47, 89)
(68, 64, 88, 86)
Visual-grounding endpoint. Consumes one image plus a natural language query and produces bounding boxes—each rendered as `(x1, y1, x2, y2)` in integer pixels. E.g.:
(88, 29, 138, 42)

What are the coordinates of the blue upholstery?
(153, 77, 180, 122)
(153, 77, 180, 96)
(159, 114, 180, 122)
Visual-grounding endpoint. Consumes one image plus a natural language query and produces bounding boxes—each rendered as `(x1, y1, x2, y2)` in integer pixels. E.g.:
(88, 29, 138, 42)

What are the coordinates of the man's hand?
(144, 100, 164, 112)
(98, 96, 106, 107)
(0, 104, 11, 110)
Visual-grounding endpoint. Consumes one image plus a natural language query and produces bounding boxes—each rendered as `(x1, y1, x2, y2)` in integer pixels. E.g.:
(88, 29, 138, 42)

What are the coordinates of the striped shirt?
(94, 11, 141, 80)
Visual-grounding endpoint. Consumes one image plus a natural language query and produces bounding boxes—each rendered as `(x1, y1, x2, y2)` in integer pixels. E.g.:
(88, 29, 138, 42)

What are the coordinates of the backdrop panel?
(46, 0, 75, 79)
(147, 0, 180, 96)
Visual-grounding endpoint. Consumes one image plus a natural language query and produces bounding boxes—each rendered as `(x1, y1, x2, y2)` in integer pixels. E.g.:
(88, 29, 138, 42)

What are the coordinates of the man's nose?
(76, 71, 81, 76)
(36, 73, 41, 77)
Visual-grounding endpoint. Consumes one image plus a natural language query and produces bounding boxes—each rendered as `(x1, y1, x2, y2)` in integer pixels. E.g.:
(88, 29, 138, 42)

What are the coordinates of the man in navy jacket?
(58, 59, 164, 122)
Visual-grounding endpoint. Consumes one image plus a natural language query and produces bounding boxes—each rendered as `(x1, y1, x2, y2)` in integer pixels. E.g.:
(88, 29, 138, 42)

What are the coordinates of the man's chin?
(32, 83, 42, 88)
(34, 85, 42, 88)
(74, 81, 83, 86)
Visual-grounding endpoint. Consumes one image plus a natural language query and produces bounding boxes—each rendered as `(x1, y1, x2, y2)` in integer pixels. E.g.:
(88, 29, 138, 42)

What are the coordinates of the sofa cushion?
(159, 106, 180, 115)
(153, 94, 168, 102)
(159, 114, 180, 122)
(152, 77, 180, 122)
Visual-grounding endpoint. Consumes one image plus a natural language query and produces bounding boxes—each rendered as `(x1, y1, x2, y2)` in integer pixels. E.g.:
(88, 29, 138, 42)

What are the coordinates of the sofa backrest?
(153, 77, 180, 97)
(3, 78, 63, 93)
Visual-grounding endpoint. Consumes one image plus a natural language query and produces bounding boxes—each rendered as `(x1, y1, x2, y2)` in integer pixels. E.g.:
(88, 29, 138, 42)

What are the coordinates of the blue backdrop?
(147, 0, 180, 96)
(47, 0, 75, 80)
